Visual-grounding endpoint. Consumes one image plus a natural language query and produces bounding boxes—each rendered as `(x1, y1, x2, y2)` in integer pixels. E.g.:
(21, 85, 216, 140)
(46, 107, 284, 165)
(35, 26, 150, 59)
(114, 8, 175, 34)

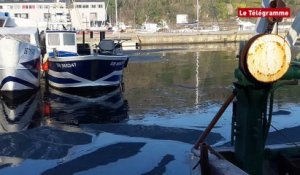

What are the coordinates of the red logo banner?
(237, 8, 290, 18)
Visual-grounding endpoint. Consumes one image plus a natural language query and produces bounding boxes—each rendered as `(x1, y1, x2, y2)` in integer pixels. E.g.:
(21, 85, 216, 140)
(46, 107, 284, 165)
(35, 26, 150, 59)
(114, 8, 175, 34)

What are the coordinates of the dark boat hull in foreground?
(47, 54, 128, 89)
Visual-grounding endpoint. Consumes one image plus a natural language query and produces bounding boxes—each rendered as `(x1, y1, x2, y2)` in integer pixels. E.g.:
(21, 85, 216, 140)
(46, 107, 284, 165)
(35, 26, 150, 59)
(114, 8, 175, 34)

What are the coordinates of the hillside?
(106, 0, 300, 27)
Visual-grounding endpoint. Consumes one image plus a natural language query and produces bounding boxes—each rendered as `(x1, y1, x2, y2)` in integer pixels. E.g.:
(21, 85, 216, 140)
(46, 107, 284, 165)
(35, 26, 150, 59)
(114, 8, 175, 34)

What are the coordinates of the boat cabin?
(44, 29, 122, 57)
(0, 27, 40, 46)
(0, 12, 40, 46)
(0, 12, 39, 28)
(45, 30, 77, 55)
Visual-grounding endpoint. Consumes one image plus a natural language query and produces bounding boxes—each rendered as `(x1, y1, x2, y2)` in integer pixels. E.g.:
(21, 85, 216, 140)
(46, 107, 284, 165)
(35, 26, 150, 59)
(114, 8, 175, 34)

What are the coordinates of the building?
(0, 0, 106, 30)
(176, 14, 188, 24)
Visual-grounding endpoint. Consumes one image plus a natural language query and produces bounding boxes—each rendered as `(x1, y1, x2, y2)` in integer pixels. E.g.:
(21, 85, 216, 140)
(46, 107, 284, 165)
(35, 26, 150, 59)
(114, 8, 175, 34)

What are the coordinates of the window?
(16, 13, 29, 19)
(48, 34, 60, 46)
(76, 5, 81, 8)
(90, 13, 97, 21)
(21, 13, 28, 19)
(98, 4, 103, 8)
(63, 33, 76, 46)
(82, 5, 88, 8)
(15, 13, 28, 19)
(11, 34, 30, 43)
(44, 13, 50, 20)
(91, 5, 96, 8)
(0, 6, 2, 9)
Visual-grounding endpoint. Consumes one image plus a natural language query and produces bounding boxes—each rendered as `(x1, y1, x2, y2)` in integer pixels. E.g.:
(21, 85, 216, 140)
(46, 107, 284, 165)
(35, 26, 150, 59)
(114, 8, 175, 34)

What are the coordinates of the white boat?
(198, 25, 220, 32)
(0, 13, 41, 98)
(236, 17, 256, 31)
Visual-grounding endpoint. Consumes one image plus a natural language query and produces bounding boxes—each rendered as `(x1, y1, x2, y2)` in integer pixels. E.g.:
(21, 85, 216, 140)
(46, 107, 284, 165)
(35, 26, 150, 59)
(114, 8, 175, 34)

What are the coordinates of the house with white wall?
(0, 0, 106, 30)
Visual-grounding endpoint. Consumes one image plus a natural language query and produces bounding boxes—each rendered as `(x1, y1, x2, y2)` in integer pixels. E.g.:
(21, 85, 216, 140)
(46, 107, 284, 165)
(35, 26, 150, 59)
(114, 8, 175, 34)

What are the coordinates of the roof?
(0, 0, 104, 3)
(0, 27, 38, 35)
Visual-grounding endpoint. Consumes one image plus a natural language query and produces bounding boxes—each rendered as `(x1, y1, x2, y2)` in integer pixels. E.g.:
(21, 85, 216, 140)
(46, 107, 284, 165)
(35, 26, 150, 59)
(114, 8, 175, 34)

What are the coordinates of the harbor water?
(1, 43, 300, 174)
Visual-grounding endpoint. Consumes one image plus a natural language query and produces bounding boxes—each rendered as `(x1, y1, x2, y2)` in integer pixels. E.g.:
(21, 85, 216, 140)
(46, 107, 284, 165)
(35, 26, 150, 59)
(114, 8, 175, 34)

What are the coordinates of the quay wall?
(77, 31, 287, 46)
(135, 32, 254, 45)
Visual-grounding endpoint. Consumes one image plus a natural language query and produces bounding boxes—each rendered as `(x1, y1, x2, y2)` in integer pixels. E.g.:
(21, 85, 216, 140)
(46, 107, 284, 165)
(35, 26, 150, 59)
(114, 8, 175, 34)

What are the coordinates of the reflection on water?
(0, 92, 41, 132)
(124, 48, 238, 116)
(0, 44, 300, 174)
(43, 87, 128, 126)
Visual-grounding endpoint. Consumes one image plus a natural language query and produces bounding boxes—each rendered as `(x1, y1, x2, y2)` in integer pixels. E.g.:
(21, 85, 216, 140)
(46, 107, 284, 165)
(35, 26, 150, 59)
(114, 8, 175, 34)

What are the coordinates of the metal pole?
(194, 92, 236, 149)
(115, 0, 118, 26)
(82, 30, 85, 46)
(196, 0, 199, 30)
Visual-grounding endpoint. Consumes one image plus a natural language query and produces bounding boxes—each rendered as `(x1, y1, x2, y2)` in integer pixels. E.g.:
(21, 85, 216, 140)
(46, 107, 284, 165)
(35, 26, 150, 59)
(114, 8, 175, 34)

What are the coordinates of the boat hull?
(47, 55, 128, 89)
(0, 36, 41, 92)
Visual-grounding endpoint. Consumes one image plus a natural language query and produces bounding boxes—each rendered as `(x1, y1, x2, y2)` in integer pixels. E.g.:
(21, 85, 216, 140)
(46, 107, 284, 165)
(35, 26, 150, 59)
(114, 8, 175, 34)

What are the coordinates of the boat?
(0, 12, 41, 98)
(42, 5, 129, 90)
(236, 17, 256, 31)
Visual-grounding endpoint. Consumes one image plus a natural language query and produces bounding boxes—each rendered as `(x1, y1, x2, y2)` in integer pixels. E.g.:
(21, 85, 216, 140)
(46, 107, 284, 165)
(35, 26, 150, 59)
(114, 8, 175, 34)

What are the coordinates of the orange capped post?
(42, 60, 49, 71)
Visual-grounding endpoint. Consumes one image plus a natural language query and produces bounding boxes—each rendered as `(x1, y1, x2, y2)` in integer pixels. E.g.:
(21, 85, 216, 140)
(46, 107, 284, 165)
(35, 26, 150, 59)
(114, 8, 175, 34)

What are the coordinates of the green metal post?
(234, 84, 270, 175)
(232, 64, 300, 175)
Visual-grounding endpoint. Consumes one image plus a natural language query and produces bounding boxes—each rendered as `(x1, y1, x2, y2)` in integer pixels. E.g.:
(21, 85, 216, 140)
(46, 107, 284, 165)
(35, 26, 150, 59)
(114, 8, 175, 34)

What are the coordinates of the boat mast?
(196, 0, 199, 29)
(115, 0, 118, 26)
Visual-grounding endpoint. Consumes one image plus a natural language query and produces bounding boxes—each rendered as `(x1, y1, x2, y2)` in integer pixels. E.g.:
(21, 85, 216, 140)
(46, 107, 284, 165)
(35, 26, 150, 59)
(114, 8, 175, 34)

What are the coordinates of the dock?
(77, 30, 288, 46)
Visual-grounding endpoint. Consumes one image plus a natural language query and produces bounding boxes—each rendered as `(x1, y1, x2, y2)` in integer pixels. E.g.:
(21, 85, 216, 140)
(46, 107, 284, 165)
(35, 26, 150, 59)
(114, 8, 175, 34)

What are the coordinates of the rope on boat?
(264, 80, 299, 144)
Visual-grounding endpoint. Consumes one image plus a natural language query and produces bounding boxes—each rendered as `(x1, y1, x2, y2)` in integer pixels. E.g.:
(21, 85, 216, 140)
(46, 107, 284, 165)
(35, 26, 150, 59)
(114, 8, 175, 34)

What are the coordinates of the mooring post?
(233, 77, 270, 175)
(232, 33, 292, 175)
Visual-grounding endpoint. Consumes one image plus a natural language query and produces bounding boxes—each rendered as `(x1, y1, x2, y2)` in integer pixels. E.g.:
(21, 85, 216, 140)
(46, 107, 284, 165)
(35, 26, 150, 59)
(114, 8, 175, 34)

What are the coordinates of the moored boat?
(42, 3, 129, 90)
(0, 13, 41, 98)
(45, 31, 128, 90)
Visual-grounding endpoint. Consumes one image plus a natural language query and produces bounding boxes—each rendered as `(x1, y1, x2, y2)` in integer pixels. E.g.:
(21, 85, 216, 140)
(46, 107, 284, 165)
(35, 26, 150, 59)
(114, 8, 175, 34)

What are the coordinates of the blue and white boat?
(0, 13, 41, 98)
(44, 28, 128, 90)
